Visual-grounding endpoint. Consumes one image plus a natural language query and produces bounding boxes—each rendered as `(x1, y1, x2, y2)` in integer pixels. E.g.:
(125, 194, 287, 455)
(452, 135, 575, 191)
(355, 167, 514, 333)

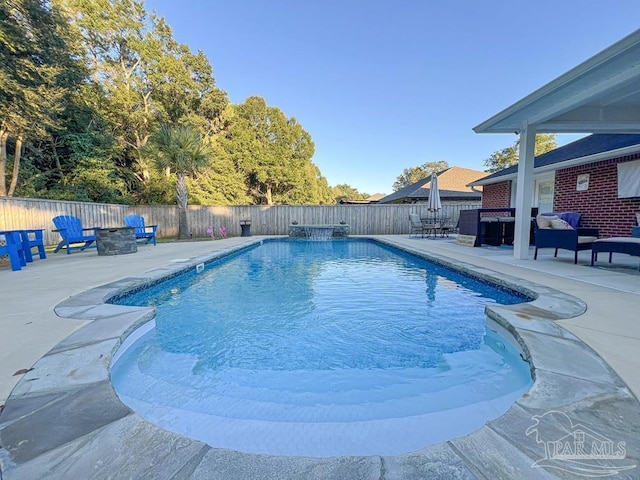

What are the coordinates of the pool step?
(112, 347, 530, 423)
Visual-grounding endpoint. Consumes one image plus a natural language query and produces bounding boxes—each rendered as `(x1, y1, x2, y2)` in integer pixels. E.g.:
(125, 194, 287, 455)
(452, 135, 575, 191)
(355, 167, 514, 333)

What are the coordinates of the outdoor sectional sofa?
(533, 212, 599, 264)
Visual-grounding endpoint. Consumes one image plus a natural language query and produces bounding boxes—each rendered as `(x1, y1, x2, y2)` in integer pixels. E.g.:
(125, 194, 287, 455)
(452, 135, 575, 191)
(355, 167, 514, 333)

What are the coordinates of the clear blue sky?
(145, 0, 639, 195)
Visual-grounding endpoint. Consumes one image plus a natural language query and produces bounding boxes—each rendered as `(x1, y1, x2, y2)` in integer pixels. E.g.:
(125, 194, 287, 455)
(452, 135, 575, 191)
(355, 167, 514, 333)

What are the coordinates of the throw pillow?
(551, 218, 574, 230)
(536, 214, 558, 229)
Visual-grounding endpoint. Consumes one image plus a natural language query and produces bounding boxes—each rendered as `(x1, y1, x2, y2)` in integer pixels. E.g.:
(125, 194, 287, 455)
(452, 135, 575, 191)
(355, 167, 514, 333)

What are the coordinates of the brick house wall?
(482, 181, 511, 208)
(480, 153, 640, 238)
(554, 153, 640, 237)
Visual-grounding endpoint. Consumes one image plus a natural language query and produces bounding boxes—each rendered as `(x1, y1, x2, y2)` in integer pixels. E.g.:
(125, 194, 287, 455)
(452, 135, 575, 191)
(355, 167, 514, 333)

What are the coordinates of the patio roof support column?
(513, 123, 536, 259)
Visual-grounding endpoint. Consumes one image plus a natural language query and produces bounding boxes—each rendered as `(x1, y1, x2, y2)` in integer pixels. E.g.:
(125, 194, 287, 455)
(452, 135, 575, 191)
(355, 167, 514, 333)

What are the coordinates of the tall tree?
(53, 96, 128, 203)
(149, 124, 213, 239)
(59, 0, 228, 197)
(393, 160, 449, 191)
(483, 134, 557, 173)
(1, 0, 333, 206)
(0, 0, 83, 196)
(188, 139, 250, 205)
(286, 163, 334, 204)
(222, 96, 315, 205)
(331, 184, 370, 203)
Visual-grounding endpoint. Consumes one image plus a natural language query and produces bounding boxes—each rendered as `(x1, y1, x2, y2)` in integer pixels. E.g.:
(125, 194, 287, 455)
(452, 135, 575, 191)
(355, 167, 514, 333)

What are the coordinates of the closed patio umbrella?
(427, 173, 442, 213)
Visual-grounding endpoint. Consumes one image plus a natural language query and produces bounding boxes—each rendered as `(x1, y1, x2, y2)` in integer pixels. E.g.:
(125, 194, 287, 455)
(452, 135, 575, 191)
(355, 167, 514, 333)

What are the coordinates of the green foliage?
(392, 161, 450, 191)
(138, 168, 174, 205)
(0, 0, 85, 195)
(483, 144, 517, 174)
(188, 174, 250, 205)
(188, 141, 250, 205)
(67, 158, 131, 203)
(0, 0, 344, 206)
(49, 87, 130, 203)
(285, 163, 334, 205)
(59, 0, 229, 195)
(0, 0, 79, 136)
(534, 134, 557, 155)
(483, 134, 557, 173)
(220, 96, 319, 205)
(147, 123, 213, 238)
(331, 184, 370, 203)
(150, 124, 212, 175)
(306, 164, 335, 204)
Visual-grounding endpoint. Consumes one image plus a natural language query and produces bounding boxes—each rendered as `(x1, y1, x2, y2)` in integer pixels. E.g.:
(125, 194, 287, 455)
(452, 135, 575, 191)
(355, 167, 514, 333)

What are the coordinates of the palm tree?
(150, 124, 212, 239)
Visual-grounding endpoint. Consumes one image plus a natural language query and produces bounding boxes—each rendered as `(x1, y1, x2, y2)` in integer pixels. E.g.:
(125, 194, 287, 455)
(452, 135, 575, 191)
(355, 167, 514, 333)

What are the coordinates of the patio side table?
(240, 220, 252, 237)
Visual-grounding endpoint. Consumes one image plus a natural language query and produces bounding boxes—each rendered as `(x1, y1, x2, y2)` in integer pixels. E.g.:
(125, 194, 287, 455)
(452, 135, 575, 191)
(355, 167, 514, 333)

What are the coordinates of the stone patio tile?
(53, 279, 149, 307)
(190, 448, 381, 480)
(519, 330, 620, 384)
(487, 307, 579, 340)
(1, 414, 209, 480)
(449, 426, 558, 479)
(0, 390, 68, 429)
(50, 304, 96, 319)
(487, 403, 576, 463)
(518, 369, 631, 409)
(55, 301, 151, 321)
(566, 395, 640, 460)
(528, 292, 587, 318)
(0, 381, 130, 464)
(382, 442, 479, 479)
(49, 309, 154, 353)
(488, 400, 640, 478)
(10, 339, 117, 397)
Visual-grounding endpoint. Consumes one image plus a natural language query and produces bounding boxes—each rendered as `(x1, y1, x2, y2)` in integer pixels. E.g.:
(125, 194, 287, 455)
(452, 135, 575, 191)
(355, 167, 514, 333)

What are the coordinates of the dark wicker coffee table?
(591, 237, 640, 268)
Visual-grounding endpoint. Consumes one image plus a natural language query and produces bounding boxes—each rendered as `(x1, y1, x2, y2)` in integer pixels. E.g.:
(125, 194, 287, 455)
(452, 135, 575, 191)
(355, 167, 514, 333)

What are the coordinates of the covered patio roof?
(473, 28, 640, 259)
(475, 29, 640, 135)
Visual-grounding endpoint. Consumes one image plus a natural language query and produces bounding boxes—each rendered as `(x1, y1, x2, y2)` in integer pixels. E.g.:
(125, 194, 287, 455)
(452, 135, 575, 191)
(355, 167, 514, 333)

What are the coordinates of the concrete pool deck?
(1, 235, 639, 478)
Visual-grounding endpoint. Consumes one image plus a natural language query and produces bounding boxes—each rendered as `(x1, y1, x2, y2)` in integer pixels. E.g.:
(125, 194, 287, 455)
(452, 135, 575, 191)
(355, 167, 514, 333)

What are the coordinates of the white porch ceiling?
(474, 29, 640, 134)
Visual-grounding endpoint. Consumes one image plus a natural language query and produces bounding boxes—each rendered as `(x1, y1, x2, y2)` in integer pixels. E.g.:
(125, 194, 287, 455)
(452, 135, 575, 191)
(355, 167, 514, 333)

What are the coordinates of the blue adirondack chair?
(0, 231, 27, 271)
(124, 214, 157, 246)
(52, 215, 100, 254)
(18, 229, 47, 262)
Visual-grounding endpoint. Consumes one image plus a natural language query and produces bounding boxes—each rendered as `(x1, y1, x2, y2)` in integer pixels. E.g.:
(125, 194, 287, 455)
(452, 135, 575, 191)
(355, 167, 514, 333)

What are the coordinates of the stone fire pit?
(96, 227, 137, 256)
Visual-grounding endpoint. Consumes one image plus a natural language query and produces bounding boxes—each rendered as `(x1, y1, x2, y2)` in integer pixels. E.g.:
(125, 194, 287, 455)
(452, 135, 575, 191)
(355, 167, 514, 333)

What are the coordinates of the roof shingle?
(379, 166, 487, 203)
(474, 134, 640, 184)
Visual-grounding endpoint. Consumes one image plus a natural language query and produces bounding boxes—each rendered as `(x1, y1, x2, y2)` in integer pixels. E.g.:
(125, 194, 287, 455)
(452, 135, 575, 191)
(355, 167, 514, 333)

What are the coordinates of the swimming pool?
(111, 239, 533, 456)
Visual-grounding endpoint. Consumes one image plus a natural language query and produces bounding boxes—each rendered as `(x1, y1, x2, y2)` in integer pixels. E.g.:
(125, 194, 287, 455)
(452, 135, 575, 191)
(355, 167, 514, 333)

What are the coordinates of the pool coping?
(1, 237, 639, 479)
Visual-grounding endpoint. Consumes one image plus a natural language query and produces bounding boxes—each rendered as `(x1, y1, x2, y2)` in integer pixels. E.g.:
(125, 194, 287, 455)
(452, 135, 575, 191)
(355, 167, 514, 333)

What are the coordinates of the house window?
(618, 159, 640, 198)
(510, 175, 555, 212)
(536, 179, 555, 214)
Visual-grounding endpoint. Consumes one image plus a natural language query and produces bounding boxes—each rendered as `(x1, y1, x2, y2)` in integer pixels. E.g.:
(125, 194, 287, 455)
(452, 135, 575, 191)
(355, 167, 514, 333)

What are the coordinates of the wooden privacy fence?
(0, 197, 479, 246)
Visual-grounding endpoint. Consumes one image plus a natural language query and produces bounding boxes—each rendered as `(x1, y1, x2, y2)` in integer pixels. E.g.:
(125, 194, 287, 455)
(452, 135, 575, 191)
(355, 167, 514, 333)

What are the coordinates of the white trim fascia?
(471, 172, 515, 186)
(473, 29, 640, 134)
(470, 143, 640, 186)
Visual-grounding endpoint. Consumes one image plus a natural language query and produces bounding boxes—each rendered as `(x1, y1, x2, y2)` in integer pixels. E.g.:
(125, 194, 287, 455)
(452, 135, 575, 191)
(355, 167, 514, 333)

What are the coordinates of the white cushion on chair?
(536, 214, 558, 229)
(577, 236, 598, 244)
(550, 219, 574, 230)
(594, 237, 640, 245)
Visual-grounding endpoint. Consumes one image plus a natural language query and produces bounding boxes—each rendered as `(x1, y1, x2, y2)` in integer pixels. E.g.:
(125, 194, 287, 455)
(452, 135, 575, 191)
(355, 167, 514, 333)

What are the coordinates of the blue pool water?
(111, 239, 533, 456)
